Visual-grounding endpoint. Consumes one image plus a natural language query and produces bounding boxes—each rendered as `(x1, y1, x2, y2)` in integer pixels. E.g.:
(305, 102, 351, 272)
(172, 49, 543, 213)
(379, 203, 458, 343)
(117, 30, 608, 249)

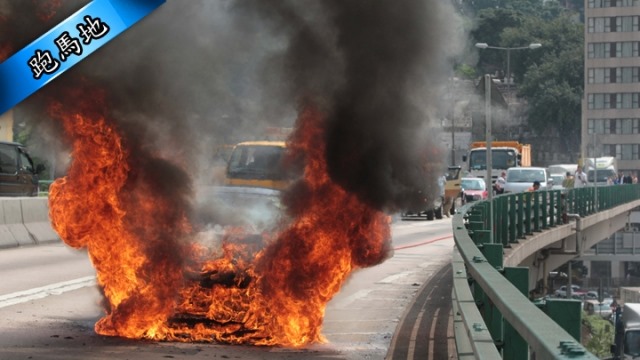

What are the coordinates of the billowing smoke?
(2, 1, 466, 344)
(230, 0, 464, 211)
(5, 0, 463, 216)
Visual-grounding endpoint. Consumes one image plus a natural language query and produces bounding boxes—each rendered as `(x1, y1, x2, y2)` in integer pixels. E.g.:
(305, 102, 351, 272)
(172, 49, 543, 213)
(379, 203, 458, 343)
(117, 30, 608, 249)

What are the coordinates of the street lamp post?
(449, 78, 456, 166)
(475, 42, 542, 100)
(475, 43, 540, 242)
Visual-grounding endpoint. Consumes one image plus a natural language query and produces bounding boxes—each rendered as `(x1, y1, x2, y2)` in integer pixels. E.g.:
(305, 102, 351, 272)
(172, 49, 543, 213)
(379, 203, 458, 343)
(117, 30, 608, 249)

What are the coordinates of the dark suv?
(0, 142, 45, 196)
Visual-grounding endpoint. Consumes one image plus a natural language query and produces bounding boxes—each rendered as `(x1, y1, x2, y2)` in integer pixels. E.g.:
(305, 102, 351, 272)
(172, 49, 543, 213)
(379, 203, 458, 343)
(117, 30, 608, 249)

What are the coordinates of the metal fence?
(452, 184, 640, 359)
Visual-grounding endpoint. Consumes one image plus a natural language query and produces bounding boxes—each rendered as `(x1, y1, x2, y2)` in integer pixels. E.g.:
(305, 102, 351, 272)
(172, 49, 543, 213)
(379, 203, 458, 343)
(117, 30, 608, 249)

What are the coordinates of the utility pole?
(485, 74, 493, 243)
(450, 78, 456, 166)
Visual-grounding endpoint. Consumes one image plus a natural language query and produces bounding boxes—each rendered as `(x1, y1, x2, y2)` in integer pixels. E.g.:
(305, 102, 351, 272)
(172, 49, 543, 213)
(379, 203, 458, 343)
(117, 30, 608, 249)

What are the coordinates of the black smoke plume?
(3, 0, 462, 215)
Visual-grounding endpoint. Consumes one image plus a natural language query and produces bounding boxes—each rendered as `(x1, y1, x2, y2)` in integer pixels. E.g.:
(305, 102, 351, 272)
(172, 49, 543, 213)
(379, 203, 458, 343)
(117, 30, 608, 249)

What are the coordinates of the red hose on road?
(393, 234, 453, 250)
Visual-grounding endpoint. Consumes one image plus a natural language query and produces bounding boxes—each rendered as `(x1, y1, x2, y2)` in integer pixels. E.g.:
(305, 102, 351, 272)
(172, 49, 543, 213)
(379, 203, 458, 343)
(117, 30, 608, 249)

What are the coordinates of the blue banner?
(0, 0, 165, 115)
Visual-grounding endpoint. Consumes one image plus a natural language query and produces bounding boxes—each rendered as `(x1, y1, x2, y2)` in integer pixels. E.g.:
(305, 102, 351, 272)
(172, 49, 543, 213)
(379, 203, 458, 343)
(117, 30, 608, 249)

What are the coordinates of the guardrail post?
(517, 193, 525, 239)
(482, 243, 504, 347)
(509, 195, 517, 244)
(566, 189, 574, 215)
(578, 188, 586, 216)
(473, 230, 492, 246)
(482, 243, 503, 269)
(541, 190, 549, 229)
(533, 191, 541, 232)
(497, 197, 509, 247)
(503, 267, 529, 360)
(493, 197, 501, 245)
(543, 299, 582, 342)
(549, 191, 557, 227)
(525, 192, 533, 235)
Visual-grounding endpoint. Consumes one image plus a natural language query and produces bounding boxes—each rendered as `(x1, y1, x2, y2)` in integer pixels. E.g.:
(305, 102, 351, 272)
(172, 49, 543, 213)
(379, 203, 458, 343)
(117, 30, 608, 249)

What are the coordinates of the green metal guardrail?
(452, 184, 640, 359)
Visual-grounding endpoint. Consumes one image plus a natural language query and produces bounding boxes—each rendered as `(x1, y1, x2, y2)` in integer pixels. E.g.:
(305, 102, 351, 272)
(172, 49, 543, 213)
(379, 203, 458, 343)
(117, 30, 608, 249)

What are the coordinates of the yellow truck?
(444, 165, 463, 216)
(224, 141, 289, 191)
(207, 138, 291, 230)
(463, 141, 531, 183)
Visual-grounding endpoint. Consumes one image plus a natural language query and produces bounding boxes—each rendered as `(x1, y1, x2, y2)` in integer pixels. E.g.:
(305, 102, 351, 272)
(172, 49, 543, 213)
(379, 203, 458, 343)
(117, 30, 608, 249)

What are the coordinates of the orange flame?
(48, 92, 391, 346)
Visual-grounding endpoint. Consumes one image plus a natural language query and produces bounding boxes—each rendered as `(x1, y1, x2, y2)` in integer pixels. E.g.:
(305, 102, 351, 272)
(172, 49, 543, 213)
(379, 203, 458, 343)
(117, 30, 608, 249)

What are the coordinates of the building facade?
(582, 0, 640, 177)
(578, 0, 640, 296)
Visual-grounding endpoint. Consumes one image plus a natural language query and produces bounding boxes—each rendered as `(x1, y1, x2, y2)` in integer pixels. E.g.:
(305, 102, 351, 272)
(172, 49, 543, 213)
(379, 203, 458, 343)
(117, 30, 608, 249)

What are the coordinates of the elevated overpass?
(452, 184, 640, 359)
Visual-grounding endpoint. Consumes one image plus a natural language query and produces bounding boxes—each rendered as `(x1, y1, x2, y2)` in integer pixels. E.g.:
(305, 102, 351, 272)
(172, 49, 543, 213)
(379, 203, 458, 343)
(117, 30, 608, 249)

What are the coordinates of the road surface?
(0, 216, 456, 360)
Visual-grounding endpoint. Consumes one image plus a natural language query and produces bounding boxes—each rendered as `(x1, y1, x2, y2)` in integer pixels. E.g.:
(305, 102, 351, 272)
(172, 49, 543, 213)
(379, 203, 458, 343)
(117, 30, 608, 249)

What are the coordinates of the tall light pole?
(475, 43, 540, 242)
(449, 77, 456, 166)
(475, 42, 542, 100)
(484, 74, 493, 242)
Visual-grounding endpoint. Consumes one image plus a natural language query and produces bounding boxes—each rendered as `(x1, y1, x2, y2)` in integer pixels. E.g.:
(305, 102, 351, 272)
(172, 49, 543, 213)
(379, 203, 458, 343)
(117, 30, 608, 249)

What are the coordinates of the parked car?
(503, 167, 551, 193)
(460, 177, 488, 203)
(585, 290, 611, 301)
(554, 285, 586, 298)
(0, 141, 45, 196)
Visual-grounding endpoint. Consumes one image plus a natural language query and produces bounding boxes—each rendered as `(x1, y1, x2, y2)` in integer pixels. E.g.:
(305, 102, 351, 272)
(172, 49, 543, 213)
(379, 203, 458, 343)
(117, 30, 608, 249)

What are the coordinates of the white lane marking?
(378, 271, 415, 284)
(428, 308, 440, 360)
(0, 276, 96, 309)
(407, 306, 425, 360)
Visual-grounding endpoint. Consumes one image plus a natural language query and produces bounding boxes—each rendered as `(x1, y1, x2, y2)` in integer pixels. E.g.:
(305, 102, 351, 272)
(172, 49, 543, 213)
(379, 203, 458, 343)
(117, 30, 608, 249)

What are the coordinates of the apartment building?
(579, 0, 640, 289)
(582, 0, 640, 176)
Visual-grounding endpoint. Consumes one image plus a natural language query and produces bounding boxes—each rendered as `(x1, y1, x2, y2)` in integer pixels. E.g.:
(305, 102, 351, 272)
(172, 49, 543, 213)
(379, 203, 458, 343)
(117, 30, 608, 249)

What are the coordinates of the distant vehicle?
(611, 303, 640, 358)
(548, 271, 568, 279)
(460, 177, 488, 203)
(503, 167, 551, 193)
(554, 285, 586, 298)
(444, 166, 463, 215)
(0, 141, 45, 197)
(548, 164, 577, 176)
(462, 141, 531, 184)
(584, 156, 617, 186)
(620, 286, 640, 304)
(583, 299, 613, 320)
(210, 136, 292, 231)
(585, 290, 611, 301)
(225, 141, 289, 191)
(549, 173, 566, 190)
(401, 196, 443, 221)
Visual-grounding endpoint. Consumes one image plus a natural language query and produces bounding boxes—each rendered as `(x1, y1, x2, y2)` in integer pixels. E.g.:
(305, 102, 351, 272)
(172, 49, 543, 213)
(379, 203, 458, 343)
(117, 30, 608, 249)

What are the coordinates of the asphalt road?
(0, 216, 456, 360)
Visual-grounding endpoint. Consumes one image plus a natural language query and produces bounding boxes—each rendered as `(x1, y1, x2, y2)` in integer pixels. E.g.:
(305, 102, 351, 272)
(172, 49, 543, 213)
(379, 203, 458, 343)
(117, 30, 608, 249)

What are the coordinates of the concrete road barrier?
(20, 197, 60, 245)
(0, 197, 60, 249)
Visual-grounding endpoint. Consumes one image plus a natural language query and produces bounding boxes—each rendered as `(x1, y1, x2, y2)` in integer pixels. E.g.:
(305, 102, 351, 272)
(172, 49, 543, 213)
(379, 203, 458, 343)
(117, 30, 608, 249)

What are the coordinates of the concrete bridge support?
(503, 200, 640, 294)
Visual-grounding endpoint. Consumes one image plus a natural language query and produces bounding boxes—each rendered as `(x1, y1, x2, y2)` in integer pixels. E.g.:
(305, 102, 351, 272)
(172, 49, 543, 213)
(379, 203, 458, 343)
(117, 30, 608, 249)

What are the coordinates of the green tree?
(462, 0, 543, 14)
(455, 63, 477, 80)
(461, 1, 584, 157)
(471, 8, 526, 75)
(515, 15, 584, 155)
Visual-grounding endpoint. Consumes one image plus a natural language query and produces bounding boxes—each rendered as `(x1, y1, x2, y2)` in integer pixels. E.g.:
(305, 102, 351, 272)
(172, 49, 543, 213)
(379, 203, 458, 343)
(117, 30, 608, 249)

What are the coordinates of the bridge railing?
(452, 184, 640, 359)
